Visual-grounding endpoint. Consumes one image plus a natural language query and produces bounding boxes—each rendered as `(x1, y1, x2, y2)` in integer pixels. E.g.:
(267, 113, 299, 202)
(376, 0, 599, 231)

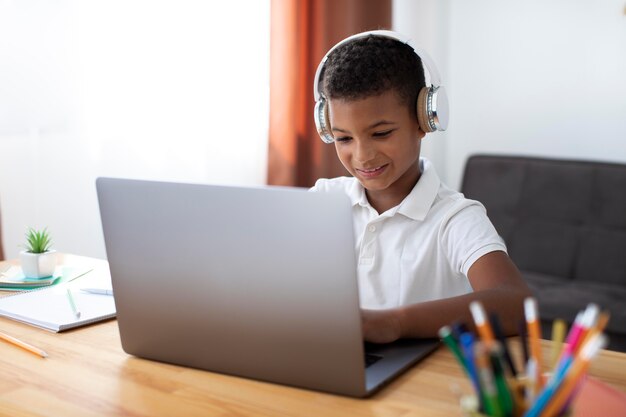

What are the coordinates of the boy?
(311, 31, 531, 343)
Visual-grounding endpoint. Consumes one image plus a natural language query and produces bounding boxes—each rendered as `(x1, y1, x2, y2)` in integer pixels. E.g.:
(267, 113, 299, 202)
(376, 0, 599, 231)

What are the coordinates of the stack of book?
(0, 266, 61, 290)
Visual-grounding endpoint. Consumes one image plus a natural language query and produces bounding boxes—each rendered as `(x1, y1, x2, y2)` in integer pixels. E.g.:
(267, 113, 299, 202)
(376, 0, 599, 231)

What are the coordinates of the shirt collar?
(344, 158, 441, 221)
(397, 158, 441, 221)
(347, 177, 370, 208)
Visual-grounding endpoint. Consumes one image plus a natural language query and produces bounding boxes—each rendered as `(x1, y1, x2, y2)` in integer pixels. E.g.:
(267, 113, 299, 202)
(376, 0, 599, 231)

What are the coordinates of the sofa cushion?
(524, 271, 626, 335)
(462, 155, 626, 288)
(576, 227, 626, 286)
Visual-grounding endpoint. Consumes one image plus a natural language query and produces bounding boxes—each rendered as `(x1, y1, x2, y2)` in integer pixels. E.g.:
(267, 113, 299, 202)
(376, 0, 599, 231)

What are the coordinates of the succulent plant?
(24, 227, 53, 254)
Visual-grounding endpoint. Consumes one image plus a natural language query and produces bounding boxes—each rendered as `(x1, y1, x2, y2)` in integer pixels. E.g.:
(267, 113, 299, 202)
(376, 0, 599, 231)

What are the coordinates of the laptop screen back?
(96, 178, 369, 396)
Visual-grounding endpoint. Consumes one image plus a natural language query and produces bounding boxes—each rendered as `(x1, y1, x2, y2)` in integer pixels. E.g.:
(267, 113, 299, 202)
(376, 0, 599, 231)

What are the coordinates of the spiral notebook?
(0, 284, 116, 332)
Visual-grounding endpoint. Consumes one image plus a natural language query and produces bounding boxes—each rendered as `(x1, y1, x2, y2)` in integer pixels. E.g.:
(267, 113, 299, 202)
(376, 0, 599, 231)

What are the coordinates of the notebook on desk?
(0, 284, 116, 332)
(96, 177, 439, 397)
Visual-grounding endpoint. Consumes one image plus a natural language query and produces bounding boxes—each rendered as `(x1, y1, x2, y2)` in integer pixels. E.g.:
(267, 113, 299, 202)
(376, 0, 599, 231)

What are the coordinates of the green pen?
(439, 326, 467, 371)
(439, 326, 484, 411)
(66, 288, 81, 319)
(489, 344, 515, 417)
(475, 342, 503, 417)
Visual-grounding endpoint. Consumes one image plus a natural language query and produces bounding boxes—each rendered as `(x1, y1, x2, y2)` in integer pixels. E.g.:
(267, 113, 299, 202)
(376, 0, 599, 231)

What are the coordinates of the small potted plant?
(20, 227, 57, 278)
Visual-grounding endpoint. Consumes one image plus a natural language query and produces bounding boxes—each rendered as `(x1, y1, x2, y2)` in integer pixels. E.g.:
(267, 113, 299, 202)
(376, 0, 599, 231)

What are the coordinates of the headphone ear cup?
(417, 86, 435, 133)
(314, 97, 335, 143)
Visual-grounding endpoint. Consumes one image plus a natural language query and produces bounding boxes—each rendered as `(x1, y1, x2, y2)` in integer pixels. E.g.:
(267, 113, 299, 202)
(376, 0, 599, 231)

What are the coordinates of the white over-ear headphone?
(313, 30, 449, 144)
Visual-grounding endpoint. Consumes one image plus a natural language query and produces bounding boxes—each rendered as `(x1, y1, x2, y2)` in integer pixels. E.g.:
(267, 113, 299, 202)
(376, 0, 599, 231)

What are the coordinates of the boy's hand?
(361, 308, 403, 344)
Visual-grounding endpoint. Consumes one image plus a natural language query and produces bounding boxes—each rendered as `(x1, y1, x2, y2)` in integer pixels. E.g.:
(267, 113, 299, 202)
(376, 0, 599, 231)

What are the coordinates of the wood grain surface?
(1, 255, 624, 417)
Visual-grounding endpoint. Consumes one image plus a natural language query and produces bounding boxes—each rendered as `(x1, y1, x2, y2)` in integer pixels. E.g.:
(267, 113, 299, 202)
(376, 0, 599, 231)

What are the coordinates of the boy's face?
(328, 90, 425, 196)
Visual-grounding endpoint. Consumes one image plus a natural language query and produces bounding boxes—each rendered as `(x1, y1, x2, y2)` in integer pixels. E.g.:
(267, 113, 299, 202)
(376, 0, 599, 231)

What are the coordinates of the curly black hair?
(321, 34, 426, 116)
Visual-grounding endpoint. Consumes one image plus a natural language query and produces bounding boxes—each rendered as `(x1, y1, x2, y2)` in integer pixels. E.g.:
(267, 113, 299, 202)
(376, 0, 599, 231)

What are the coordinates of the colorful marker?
(490, 313, 518, 377)
(539, 334, 607, 417)
(475, 342, 504, 417)
(524, 298, 543, 393)
(470, 301, 496, 347)
(572, 304, 599, 354)
(459, 331, 485, 410)
(489, 344, 515, 417)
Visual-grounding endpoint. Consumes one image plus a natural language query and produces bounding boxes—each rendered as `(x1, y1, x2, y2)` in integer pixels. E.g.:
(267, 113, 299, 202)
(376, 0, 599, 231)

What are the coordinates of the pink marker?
(555, 304, 599, 376)
(565, 304, 599, 356)
(561, 312, 584, 358)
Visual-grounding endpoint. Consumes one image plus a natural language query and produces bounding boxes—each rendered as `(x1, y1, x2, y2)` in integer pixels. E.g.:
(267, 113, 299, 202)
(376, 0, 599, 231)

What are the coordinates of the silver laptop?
(96, 177, 439, 397)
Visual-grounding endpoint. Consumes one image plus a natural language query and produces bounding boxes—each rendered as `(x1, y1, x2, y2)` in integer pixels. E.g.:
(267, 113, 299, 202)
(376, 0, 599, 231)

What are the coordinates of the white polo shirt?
(311, 158, 507, 310)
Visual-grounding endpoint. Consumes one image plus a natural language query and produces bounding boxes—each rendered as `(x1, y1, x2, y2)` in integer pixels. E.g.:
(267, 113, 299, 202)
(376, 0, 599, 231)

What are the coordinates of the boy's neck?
(365, 162, 422, 214)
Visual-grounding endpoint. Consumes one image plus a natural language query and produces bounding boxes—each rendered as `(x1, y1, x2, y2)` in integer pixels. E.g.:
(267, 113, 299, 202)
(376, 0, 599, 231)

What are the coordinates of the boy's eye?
(373, 129, 394, 138)
(335, 136, 352, 142)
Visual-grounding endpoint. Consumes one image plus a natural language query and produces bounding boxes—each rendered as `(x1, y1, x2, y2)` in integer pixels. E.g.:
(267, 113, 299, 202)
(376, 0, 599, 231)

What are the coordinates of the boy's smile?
(329, 90, 425, 213)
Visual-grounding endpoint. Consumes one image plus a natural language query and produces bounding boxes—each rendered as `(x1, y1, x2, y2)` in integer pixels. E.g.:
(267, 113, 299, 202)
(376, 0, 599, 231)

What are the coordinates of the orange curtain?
(268, 0, 392, 187)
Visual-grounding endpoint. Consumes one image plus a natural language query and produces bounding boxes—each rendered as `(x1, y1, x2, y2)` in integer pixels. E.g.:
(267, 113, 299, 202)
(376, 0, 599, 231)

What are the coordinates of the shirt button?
(368, 225, 376, 233)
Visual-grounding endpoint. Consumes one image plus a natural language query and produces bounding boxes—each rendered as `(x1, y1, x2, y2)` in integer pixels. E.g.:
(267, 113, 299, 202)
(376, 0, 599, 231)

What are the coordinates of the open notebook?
(0, 284, 116, 332)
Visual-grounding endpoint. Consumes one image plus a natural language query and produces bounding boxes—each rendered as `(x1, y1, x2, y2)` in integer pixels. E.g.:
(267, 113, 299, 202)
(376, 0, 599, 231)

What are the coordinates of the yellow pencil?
(524, 298, 544, 393)
(550, 319, 567, 369)
(0, 330, 48, 358)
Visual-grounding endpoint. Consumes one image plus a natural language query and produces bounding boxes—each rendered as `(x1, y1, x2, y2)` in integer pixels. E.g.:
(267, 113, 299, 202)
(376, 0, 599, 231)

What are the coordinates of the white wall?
(392, 0, 452, 182)
(0, 0, 270, 259)
(394, 0, 626, 189)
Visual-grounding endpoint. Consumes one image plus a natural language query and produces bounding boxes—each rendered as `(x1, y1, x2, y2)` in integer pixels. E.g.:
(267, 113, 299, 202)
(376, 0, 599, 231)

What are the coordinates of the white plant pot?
(19, 250, 57, 278)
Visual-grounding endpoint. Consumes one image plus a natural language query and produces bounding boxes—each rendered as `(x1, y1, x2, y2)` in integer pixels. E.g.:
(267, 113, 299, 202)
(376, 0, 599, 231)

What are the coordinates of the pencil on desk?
(66, 288, 81, 319)
(80, 287, 113, 296)
(0, 330, 48, 358)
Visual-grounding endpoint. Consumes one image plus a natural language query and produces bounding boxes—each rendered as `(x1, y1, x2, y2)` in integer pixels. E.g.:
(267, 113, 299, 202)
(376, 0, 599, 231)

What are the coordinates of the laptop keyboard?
(364, 353, 383, 368)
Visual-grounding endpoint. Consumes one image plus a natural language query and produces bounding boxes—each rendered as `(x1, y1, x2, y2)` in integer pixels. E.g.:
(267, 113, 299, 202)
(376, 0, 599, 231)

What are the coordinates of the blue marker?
(523, 355, 574, 417)
(460, 332, 485, 411)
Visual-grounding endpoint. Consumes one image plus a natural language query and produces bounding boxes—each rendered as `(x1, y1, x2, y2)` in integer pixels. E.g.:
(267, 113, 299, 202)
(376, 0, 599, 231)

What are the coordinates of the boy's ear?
(415, 125, 426, 141)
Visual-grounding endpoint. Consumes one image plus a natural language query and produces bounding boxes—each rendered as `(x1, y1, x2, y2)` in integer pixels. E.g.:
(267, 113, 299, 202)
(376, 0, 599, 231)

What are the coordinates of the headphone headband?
(313, 30, 443, 101)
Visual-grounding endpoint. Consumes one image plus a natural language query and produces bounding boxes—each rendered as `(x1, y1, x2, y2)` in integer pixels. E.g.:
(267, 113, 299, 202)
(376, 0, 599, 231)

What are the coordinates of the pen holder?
(459, 374, 573, 417)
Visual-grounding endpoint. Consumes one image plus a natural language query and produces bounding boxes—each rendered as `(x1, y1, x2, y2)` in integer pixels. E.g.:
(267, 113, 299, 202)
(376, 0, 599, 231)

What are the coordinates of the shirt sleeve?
(439, 199, 508, 277)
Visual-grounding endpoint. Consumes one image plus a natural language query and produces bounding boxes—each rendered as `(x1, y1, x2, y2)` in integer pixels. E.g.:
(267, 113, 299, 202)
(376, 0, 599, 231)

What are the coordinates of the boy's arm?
(361, 250, 532, 343)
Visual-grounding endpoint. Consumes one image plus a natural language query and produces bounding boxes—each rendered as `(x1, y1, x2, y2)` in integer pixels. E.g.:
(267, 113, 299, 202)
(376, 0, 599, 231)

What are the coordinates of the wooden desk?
(1, 255, 625, 416)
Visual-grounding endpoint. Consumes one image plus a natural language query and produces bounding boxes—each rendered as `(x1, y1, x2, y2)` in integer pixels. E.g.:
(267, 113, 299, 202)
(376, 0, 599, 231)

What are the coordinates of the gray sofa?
(461, 154, 626, 352)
